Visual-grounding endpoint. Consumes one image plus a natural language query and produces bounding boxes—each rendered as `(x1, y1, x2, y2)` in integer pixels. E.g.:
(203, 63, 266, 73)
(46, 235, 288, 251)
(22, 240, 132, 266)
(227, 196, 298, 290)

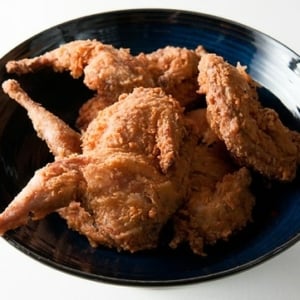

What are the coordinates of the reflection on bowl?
(0, 9, 300, 285)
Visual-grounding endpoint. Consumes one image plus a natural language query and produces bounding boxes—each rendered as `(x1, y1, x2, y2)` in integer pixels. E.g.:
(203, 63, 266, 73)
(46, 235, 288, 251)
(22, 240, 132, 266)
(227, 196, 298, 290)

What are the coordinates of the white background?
(0, 1, 300, 299)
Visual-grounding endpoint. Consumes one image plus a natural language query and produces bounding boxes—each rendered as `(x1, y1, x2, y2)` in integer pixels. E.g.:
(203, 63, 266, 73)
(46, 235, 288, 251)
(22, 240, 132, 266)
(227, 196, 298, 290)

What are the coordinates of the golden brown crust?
(2, 41, 299, 255)
(76, 94, 113, 131)
(2, 80, 81, 158)
(145, 46, 201, 106)
(198, 53, 298, 181)
(6, 40, 155, 98)
(171, 110, 255, 255)
(0, 158, 87, 235)
(0, 83, 193, 253)
(82, 87, 187, 173)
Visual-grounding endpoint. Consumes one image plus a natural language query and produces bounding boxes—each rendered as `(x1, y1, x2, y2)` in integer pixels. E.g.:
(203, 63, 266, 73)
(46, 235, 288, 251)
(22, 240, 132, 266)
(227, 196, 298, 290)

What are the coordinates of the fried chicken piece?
(58, 153, 186, 251)
(171, 145, 255, 255)
(6, 39, 155, 99)
(185, 108, 219, 145)
(0, 158, 86, 235)
(76, 94, 112, 131)
(6, 40, 155, 132)
(75, 46, 202, 131)
(82, 87, 189, 173)
(170, 109, 255, 255)
(198, 53, 298, 181)
(6, 41, 204, 131)
(0, 82, 193, 252)
(60, 86, 195, 251)
(171, 166, 254, 256)
(75, 45, 206, 130)
(145, 46, 201, 106)
(2, 80, 81, 158)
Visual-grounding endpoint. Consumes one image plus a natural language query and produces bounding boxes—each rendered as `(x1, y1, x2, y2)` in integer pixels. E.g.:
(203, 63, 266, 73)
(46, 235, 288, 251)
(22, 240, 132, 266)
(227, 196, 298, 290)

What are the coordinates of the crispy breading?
(198, 53, 298, 181)
(6, 40, 154, 99)
(1, 41, 299, 256)
(0, 83, 193, 252)
(145, 46, 201, 106)
(171, 110, 255, 255)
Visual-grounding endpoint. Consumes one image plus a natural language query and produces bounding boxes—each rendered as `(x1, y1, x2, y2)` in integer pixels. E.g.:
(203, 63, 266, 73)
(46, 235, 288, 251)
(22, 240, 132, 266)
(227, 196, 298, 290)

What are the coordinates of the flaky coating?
(171, 166, 254, 256)
(198, 53, 298, 181)
(0, 83, 193, 253)
(6, 41, 205, 133)
(6, 39, 155, 99)
(0, 158, 86, 235)
(146, 46, 201, 106)
(2, 80, 81, 158)
(171, 109, 255, 255)
(82, 87, 187, 173)
(76, 94, 112, 131)
(58, 153, 184, 252)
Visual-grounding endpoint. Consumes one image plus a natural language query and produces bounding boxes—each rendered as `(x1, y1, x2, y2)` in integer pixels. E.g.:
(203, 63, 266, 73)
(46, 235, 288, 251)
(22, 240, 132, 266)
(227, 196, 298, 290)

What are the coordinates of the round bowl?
(0, 9, 300, 285)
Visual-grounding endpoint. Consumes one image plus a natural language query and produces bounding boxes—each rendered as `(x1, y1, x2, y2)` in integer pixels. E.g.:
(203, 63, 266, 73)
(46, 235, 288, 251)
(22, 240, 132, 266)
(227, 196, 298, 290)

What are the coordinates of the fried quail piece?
(171, 165, 254, 256)
(170, 109, 255, 255)
(6, 39, 155, 99)
(6, 41, 204, 132)
(75, 45, 206, 130)
(58, 153, 184, 252)
(75, 46, 202, 130)
(170, 145, 255, 255)
(6, 40, 155, 132)
(76, 94, 112, 131)
(185, 108, 219, 145)
(82, 87, 188, 173)
(145, 46, 201, 106)
(0, 82, 193, 252)
(2, 80, 81, 158)
(198, 53, 298, 181)
(0, 158, 86, 235)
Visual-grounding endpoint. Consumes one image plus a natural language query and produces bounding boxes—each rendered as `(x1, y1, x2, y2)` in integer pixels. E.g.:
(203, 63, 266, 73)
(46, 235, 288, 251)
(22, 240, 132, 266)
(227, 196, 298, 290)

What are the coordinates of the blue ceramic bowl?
(0, 9, 300, 285)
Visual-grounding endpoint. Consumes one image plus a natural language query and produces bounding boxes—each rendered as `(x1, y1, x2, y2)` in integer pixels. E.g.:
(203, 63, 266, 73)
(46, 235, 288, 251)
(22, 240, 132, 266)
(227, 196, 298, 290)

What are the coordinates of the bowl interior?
(0, 9, 300, 285)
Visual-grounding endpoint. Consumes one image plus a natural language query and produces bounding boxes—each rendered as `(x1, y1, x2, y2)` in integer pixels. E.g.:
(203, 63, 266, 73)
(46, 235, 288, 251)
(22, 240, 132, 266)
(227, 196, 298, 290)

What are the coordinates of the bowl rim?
(1, 8, 300, 286)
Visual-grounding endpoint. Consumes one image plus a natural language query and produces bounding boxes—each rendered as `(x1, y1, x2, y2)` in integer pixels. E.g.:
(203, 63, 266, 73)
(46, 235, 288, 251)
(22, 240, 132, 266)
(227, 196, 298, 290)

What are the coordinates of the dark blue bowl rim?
(1, 8, 300, 286)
